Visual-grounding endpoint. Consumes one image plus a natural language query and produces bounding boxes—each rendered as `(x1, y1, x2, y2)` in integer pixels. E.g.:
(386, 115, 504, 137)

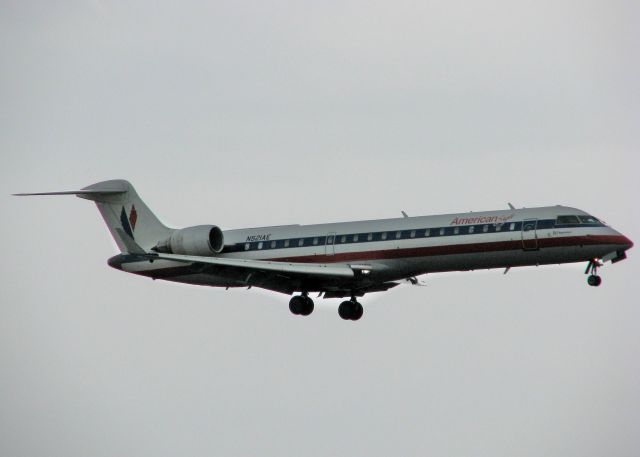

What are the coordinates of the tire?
(351, 302, 363, 321)
(338, 301, 353, 320)
(300, 296, 314, 316)
(289, 295, 304, 314)
(587, 275, 602, 287)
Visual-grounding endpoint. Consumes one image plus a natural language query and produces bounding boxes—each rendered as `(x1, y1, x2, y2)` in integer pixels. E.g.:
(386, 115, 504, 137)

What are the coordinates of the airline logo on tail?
(120, 204, 138, 239)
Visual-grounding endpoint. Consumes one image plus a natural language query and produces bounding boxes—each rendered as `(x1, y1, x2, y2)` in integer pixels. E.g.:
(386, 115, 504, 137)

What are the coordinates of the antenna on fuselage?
(508, 203, 516, 210)
(401, 211, 409, 218)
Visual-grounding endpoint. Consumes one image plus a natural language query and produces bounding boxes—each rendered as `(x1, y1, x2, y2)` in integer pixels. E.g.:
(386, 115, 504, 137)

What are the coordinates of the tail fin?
(15, 179, 172, 253)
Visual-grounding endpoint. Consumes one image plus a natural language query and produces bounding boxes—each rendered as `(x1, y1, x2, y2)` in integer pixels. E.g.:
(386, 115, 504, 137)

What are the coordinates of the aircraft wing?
(151, 253, 356, 278)
(150, 252, 398, 297)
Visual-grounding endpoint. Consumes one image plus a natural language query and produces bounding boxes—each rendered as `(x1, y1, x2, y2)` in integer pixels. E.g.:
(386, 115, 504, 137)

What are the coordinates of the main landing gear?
(289, 293, 314, 316)
(289, 293, 364, 320)
(585, 259, 603, 287)
(338, 297, 364, 321)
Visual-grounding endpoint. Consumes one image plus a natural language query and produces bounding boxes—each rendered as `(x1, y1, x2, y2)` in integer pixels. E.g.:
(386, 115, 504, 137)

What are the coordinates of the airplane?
(15, 179, 633, 321)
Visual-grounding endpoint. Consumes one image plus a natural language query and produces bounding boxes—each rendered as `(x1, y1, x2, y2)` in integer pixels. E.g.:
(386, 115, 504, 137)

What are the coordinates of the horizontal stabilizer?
(13, 189, 126, 196)
(14, 179, 129, 198)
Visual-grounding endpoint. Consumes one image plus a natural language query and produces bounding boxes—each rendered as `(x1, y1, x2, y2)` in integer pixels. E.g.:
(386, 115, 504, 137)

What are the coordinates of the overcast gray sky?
(1, 1, 639, 456)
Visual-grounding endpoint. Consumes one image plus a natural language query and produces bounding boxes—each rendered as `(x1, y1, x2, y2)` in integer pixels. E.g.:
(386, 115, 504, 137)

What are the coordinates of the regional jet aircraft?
(16, 180, 633, 321)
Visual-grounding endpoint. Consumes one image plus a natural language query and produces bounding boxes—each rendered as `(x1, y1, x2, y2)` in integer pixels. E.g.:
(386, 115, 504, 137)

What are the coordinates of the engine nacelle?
(154, 225, 224, 255)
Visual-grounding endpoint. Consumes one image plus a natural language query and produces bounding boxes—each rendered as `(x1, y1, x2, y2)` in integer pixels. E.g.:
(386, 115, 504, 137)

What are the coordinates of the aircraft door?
(521, 219, 538, 250)
(325, 232, 336, 256)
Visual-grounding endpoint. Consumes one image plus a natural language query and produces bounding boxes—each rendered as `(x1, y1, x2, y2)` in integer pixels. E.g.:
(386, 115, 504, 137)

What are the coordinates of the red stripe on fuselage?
(265, 235, 631, 264)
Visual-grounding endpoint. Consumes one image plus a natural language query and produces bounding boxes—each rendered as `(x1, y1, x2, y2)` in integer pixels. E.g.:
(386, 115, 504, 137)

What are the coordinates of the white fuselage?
(19, 179, 632, 314)
(113, 205, 632, 295)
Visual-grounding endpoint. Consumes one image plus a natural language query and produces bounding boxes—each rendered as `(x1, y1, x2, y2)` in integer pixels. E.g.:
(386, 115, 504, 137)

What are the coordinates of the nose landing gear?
(585, 259, 603, 287)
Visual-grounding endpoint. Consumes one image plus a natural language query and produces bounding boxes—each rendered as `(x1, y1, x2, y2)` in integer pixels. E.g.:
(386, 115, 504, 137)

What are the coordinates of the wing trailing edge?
(152, 253, 356, 278)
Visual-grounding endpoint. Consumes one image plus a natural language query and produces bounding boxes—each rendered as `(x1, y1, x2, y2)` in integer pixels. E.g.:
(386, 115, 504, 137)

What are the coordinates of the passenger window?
(453, 227, 459, 235)
(258, 242, 263, 250)
(509, 223, 515, 231)
(341, 235, 346, 243)
(353, 234, 359, 242)
(495, 224, 502, 232)
(244, 243, 250, 251)
(284, 240, 290, 248)
(270, 241, 276, 248)
(396, 231, 401, 239)
(469, 226, 475, 234)
(425, 229, 430, 237)
(439, 228, 445, 236)
(410, 230, 416, 238)
(483, 225, 488, 233)
(313, 237, 318, 245)
(556, 215, 580, 224)
(381, 232, 387, 240)
(327, 235, 334, 244)
(298, 239, 304, 247)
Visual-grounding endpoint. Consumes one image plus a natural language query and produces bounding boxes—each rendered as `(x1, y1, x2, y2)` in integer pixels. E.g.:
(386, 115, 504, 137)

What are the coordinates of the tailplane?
(15, 179, 172, 253)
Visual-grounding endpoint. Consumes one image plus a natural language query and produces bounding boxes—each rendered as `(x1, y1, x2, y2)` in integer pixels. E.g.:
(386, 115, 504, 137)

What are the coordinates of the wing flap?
(322, 282, 399, 299)
(152, 253, 355, 278)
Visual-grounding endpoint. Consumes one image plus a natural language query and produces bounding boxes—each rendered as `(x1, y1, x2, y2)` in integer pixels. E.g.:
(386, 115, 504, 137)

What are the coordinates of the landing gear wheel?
(338, 300, 363, 320)
(351, 302, 363, 321)
(289, 295, 305, 315)
(587, 275, 602, 287)
(300, 296, 314, 316)
(290, 295, 314, 316)
(585, 259, 603, 287)
(338, 301, 354, 320)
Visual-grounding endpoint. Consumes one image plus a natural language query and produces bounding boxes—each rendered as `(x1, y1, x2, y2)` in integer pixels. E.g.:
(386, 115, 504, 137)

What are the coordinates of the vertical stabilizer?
(78, 180, 171, 252)
(15, 179, 172, 253)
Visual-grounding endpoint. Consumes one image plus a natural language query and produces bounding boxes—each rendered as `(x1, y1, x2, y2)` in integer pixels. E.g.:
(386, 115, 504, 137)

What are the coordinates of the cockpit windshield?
(578, 215, 600, 224)
(556, 215, 580, 224)
(555, 215, 603, 226)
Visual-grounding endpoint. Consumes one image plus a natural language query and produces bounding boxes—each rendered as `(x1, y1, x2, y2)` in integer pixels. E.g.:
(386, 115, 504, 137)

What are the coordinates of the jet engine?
(153, 225, 224, 256)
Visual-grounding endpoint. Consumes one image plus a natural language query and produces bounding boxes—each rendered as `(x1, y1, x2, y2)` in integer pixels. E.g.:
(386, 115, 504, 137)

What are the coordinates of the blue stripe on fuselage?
(221, 218, 604, 254)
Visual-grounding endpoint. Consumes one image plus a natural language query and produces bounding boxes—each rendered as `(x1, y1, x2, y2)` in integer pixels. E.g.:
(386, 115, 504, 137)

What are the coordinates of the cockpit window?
(578, 215, 600, 224)
(556, 215, 580, 224)
(556, 215, 603, 225)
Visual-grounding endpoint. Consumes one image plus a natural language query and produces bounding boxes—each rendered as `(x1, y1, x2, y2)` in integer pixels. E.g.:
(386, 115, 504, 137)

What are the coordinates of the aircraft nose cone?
(610, 227, 634, 250)
(621, 235, 634, 249)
